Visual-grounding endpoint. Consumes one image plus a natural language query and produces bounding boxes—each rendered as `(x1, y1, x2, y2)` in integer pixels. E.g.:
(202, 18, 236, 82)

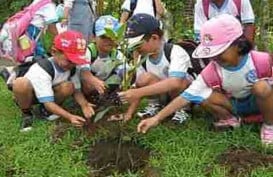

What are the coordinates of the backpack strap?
(163, 42, 173, 62)
(233, 0, 241, 16)
(152, 0, 157, 17)
(130, 0, 138, 14)
(201, 61, 222, 89)
(88, 42, 98, 62)
(202, 0, 210, 19)
(36, 59, 55, 79)
(250, 51, 272, 79)
(141, 42, 173, 71)
(202, 0, 241, 19)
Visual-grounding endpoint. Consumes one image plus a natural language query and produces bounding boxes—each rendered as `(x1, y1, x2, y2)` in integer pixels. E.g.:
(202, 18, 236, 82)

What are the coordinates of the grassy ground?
(1, 78, 273, 177)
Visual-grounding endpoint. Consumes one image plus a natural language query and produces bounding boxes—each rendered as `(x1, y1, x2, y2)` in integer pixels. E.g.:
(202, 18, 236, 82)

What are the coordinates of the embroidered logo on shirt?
(245, 69, 257, 83)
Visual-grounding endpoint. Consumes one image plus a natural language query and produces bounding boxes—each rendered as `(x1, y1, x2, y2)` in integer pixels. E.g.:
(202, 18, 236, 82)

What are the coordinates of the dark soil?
(87, 139, 150, 177)
(214, 146, 273, 177)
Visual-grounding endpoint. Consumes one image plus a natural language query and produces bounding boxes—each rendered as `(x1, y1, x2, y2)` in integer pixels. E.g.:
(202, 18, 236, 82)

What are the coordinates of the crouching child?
(137, 14, 273, 146)
(12, 30, 95, 132)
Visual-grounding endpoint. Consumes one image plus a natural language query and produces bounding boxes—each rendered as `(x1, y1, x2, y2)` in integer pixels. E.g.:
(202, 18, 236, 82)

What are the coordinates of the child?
(117, 14, 192, 123)
(63, 0, 96, 42)
(194, 0, 255, 44)
(12, 30, 95, 132)
(27, 0, 59, 57)
(80, 15, 126, 97)
(137, 14, 273, 146)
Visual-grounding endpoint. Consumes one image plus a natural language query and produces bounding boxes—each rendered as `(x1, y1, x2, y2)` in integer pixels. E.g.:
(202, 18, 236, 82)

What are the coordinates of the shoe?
(171, 109, 190, 124)
(39, 105, 60, 121)
(213, 116, 241, 131)
(137, 103, 161, 118)
(261, 124, 273, 146)
(0, 68, 10, 82)
(20, 115, 33, 132)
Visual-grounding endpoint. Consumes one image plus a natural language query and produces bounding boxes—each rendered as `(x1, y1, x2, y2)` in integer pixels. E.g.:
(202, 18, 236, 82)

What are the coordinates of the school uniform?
(27, 0, 59, 57)
(136, 44, 192, 81)
(24, 57, 80, 103)
(121, 0, 156, 17)
(180, 53, 263, 116)
(194, 0, 255, 41)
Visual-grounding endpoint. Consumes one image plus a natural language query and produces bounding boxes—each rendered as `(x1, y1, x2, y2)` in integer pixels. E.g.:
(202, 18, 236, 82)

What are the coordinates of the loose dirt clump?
(87, 139, 150, 177)
(216, 146, 273, 177)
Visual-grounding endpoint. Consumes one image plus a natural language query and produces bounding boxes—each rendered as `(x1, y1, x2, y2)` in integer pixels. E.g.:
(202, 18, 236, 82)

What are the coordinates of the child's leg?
(252, 81, 273, 124)
(53, 81, 75, 105)
(12, 77, 35, 131)
(202, 91, 233, 120)
(12, 77, 34, 110)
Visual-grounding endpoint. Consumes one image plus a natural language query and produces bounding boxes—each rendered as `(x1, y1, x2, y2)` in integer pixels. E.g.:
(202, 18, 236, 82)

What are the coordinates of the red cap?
(54, 30, 89, 65)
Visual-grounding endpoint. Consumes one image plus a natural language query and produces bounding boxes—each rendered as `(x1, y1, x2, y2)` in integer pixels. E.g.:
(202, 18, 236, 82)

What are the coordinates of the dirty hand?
(69, 115, 86, 127)
(118, 89, 139, 103)
(81, 103, 95, 119)
(137, 117, 159, 134)
(91, 77, 106, 94)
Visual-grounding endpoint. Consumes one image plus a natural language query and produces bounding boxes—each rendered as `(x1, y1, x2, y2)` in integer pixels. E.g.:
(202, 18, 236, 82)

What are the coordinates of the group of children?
(1, 0, 273, 146)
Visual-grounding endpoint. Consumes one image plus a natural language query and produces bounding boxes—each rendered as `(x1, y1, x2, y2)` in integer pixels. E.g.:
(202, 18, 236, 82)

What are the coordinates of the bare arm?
(135, 77, 189, 98)
(154, 0, 165, 18)
(243, 24, 255, 46)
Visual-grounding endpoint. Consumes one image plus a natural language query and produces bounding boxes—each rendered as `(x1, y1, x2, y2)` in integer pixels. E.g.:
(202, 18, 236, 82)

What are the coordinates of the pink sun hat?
(192, 14, 243, 59)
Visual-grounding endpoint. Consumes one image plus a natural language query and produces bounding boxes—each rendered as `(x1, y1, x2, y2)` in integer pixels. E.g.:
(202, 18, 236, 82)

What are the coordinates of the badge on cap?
(203, 34, 213, 45)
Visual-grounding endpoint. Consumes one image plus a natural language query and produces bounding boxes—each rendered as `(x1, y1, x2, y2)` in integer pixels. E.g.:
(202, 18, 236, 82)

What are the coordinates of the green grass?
(1, 78, 273, 177)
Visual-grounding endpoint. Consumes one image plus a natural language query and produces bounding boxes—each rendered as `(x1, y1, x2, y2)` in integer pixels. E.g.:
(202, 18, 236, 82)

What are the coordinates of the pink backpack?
(0, 0, 52, 63)
(201, 51, 272, 90)
(202, 0, 241, 19)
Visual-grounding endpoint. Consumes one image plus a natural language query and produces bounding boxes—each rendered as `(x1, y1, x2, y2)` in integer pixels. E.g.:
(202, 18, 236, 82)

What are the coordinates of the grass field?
(1, 78, 273, 177)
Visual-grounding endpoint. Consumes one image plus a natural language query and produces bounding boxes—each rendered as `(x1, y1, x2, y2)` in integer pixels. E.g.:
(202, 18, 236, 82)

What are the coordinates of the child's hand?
(118, 89, 140, 103)
(137, 117, 160, 134)
(81, 103, 95, 119)
(69, 115, 86, 127)
(91, 77, 106, 94)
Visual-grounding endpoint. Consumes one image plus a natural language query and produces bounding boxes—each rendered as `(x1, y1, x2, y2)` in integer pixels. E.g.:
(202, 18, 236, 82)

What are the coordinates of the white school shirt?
(180, 53, 261, 104)
(30, 0, 59, 29)
(194, 0, 255, 38)
(136, 44, 192, 80)
(121, 0, 155, 17)
(24, 58, 79, 103)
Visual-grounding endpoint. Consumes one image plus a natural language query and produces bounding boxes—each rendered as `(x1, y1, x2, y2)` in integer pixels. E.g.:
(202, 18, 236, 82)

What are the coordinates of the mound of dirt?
(88, 139, 150, 177)
(216, 147, 273, 177)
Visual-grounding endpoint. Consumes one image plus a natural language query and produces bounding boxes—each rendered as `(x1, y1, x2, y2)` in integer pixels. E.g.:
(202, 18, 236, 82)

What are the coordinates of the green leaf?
(93, 106, 114, 123)
(104, 28, 117, 41)
(105, 74, 122, 85)
(116, 24, 126, 42)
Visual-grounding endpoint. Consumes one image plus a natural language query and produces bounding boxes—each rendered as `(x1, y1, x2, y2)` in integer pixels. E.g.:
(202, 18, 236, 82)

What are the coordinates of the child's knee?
(252, 81, 272, 98)
(55, 82, 75, 96)
(13, 77, 32, 93)
(136, 73, 159, 87)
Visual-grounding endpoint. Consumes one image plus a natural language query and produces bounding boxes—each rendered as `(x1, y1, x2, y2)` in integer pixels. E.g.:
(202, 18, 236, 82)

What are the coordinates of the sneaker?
(213, 116, 241, 131)
(171, 109, 190, 124)
(20, 115, 34, 132)
(39, 105, 60, 121)
(137, 103, 161, 118)
(261, 124, 273, 146)
(0, 68, 10, 82)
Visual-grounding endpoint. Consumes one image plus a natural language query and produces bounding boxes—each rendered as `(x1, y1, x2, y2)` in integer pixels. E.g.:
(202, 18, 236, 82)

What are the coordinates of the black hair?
(231, 35, 253, 56)
(142, 28, 164, 41)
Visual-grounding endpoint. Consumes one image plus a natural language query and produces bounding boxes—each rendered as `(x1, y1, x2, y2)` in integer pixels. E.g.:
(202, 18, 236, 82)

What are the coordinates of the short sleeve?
(180, 74, 213, 104)
(168, 45, 191, 79)
(240, 0, 255, 24)
(24, 64, 54, 103)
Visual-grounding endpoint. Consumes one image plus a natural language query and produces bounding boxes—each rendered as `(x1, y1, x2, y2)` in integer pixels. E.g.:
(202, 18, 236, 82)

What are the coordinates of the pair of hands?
(69, 103, 95, 127)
